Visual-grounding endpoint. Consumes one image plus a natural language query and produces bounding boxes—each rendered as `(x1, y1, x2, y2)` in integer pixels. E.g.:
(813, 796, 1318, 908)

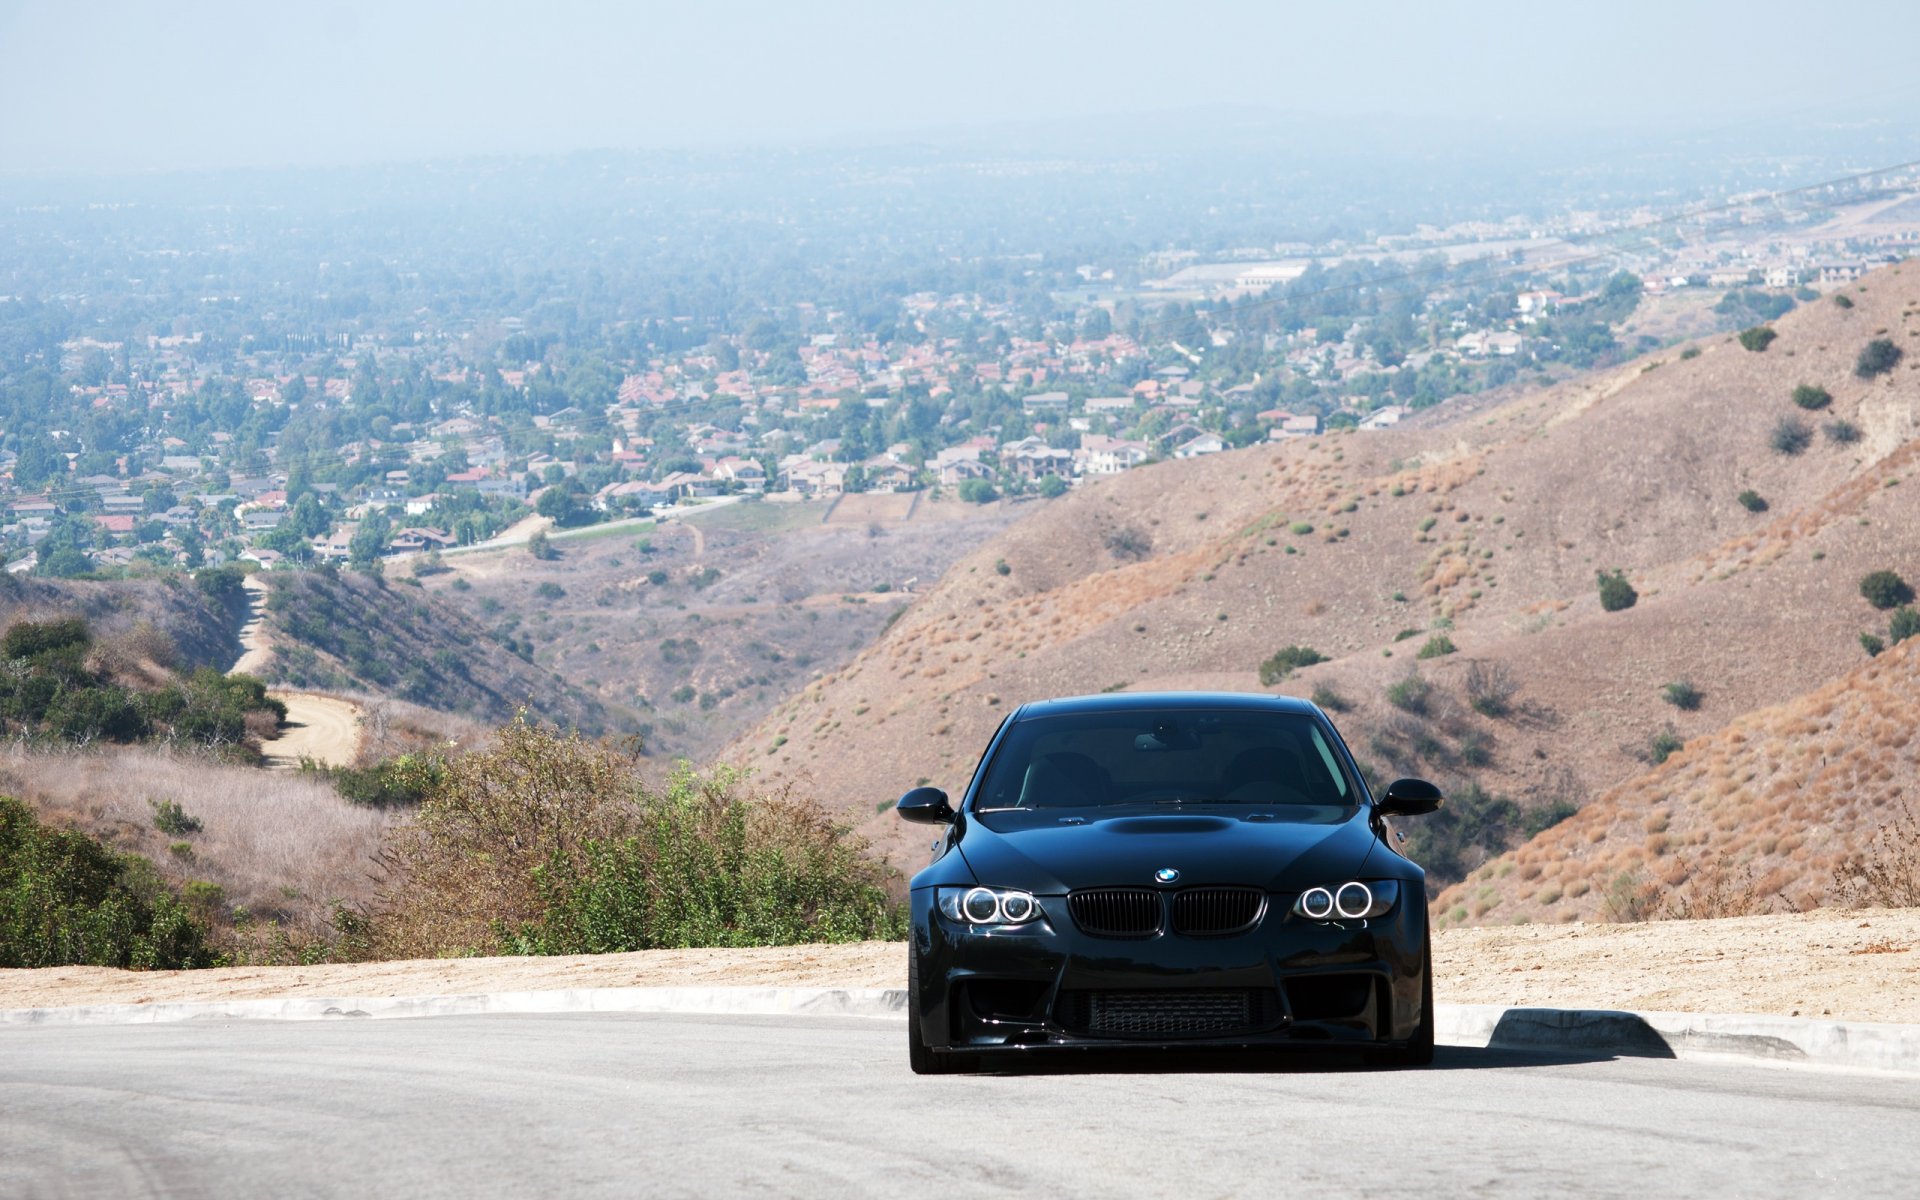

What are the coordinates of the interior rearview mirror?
(896, 786, 954, 824)
(1377, 777, 1443, 818)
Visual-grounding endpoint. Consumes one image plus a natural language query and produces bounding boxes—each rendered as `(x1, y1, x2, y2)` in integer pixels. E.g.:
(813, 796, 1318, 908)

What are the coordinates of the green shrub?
(1662, 680, 1703, 711)
(1790, 384, 1831, 410)
(2, 618, 91, 662)
(0, 797, 213, 969)
(1860, 632, 1886, 658)
(1833, 294, 1854, 309)
(1596, 569, 1638, 612)
(1464, 660, 1517, 718)
(1770, 419, 1811, 455)
(1415, 634, 1457, 660)
(1736, 490, 1768, 513)
(1309, 683, 1348, 712)
(1856, 338, 1902, 379)
(1824, 419, 1862, 444)
(957, 479, 998, 504)
(1860, 570, 1914, 610)
(149, 799, 202, 836)
(319, 754, 448, 808)
(1738, 326, 1777, 352)
(1680, 346, 1701, 360)
(534, 582, 565, 600)
(1385, 672, 1432, 714)
(1258, 645, 1326, 685)
(1648, 728, 1685, 765)
(994, 559, 1011, 576)
(1891, 607, 1920, 645)
(1289, 521, 1315, 535)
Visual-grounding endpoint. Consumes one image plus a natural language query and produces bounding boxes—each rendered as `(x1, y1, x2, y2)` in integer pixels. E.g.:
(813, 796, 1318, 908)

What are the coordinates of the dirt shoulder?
(3, 909, 1916, 1022)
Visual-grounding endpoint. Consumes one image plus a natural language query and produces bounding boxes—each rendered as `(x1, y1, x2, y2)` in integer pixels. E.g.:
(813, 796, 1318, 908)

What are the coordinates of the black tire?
(907, 948, 968, 1075)
(1378, 942, 1436, 1067)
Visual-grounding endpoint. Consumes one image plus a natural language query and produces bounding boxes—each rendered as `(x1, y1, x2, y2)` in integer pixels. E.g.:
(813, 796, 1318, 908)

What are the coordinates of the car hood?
(955, 808, 1380, 893)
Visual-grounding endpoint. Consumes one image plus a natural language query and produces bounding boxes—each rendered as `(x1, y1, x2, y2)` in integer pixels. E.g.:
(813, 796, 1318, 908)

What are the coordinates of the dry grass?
(1, 744, 394, 943)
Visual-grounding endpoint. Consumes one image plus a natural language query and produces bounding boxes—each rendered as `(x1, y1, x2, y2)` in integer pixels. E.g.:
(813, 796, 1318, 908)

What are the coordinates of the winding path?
(227, 574, 363, 769)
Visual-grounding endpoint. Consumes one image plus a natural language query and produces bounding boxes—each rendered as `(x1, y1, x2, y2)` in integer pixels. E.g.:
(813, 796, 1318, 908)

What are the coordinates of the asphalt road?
(4, 1014, 1917, 1199)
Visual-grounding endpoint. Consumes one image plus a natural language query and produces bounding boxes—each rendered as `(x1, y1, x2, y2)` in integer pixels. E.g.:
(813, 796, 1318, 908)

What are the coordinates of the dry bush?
(366, 715, 901, 959)
(1831, 803, 1920, 909)
(1657, 854, 1787, 920)
(1, 743, 395, 951)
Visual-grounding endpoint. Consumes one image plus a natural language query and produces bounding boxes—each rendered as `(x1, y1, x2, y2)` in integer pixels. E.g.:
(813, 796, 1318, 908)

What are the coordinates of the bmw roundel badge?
(1154, 867, 1180, 884)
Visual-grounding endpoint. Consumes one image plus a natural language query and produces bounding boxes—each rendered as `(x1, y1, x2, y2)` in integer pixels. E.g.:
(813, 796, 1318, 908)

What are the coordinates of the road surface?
(4, 1014, 1915, 1198)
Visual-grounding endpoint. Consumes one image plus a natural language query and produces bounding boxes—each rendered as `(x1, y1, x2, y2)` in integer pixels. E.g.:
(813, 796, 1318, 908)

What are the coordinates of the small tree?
(1856, 338, 1902, 379)
(1736, 490, 1768, 513)
(527, 530, 558, 561)
(1891, 607, 1920, 645)
(1770, 419, 1811, 456)
(1259, 645, 1326, 684)
(1596, 569, 1637, 612)
(1860, 570, 1913, 610)
(1464, 660, 1518, 717)
(1662, 681, 1703, 711)
(1790, 384, 1831, 410)
(1738, 326, 1777, 352)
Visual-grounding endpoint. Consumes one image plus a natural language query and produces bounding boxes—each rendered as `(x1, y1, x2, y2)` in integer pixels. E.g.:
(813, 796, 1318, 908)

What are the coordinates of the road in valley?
(3, 1013, 1915, 1198)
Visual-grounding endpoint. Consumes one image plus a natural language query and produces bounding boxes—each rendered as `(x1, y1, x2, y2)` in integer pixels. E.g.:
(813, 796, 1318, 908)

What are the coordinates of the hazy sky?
(4, 0, 1917, 172)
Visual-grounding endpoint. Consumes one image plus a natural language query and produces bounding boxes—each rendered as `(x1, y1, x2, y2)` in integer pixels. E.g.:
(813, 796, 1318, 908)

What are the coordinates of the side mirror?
(1377, 777, 1443, 817)
(896, 786, 954, 825)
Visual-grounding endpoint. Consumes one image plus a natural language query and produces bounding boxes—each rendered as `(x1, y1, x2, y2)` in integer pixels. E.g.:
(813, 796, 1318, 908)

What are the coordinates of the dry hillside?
(730, 262, 1920, 888)
(1432, 634, 1919, 927)
(418, 494, 1018, 762)
(0, 570, 244, 672)
(257, 569, 621, 734)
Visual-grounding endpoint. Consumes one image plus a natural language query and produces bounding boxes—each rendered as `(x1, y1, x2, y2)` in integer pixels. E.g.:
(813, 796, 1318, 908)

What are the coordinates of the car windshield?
(972, 708, 1360, 821)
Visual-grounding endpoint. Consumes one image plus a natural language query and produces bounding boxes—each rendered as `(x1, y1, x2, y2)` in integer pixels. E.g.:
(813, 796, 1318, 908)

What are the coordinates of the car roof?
(1012, 691, 1321, 719)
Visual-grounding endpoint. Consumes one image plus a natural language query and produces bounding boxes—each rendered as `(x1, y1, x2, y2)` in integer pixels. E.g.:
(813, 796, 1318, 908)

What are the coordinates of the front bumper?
(910, 888, 1428, 1058)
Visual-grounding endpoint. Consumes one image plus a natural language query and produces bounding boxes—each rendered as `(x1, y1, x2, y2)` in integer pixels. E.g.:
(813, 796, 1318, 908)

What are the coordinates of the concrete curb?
(0, 987, 907, 1028)
(5, 989, 1915, 1074)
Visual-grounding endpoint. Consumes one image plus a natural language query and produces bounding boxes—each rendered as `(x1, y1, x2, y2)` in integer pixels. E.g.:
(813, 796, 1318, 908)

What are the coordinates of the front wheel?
(1377, 943, 1435, 1067)
(907, 948, 971, 1075)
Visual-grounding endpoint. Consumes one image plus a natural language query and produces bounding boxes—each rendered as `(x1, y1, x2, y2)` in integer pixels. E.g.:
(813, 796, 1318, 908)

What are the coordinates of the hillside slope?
(257, 570, 620, 735)
(417, 495, 1019, 762)
(0, 571, 244, 672)
(729, 261, 1920, 879)
(1431, 634, 1920, 927)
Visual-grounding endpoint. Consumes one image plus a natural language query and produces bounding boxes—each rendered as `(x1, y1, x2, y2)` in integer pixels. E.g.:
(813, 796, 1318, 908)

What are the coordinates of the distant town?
(6, 168, 1918, 578)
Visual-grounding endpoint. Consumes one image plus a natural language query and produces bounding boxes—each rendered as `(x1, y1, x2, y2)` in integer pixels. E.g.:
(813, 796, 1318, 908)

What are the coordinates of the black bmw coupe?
(895, 691, 1443, 1073)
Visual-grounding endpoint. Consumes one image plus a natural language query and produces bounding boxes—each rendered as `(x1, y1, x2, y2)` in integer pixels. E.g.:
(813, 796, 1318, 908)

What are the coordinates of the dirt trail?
(261, 693, 364, 769)
(224, 574, 364, 769)
(230, 575, 274, 676)
(3, 909, 1916, 1021)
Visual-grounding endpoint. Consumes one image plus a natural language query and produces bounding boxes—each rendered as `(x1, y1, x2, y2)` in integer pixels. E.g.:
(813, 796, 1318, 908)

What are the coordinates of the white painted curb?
(0, 986, 906, 1027)
(5, 988, 1915, 1074)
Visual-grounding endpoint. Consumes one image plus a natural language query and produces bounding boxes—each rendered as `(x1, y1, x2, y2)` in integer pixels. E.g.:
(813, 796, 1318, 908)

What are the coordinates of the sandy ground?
(260, 693, 364, 770)
(4, 908, 1917, 1021)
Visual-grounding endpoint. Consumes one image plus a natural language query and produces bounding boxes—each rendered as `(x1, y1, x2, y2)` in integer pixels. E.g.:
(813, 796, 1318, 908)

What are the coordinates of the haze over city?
(5, 0, 1920, 171)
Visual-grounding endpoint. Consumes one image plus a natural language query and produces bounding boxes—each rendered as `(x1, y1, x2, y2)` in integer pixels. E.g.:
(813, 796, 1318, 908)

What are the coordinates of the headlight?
(1292, 879, 1399, 922)
(937, 886, 1044, 927)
